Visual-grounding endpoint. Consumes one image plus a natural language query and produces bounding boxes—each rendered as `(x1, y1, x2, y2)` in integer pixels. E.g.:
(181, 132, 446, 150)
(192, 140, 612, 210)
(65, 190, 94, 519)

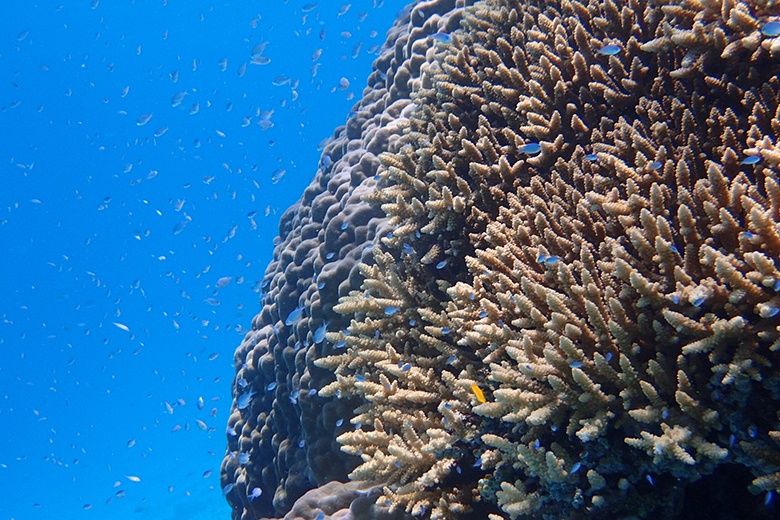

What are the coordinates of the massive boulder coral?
(315, 0, 780, 519)
(220, 2, 475, 519)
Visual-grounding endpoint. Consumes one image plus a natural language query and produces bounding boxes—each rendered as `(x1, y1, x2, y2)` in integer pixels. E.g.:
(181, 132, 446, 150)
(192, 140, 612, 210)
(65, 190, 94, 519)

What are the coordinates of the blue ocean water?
(0, 1, 406, 519)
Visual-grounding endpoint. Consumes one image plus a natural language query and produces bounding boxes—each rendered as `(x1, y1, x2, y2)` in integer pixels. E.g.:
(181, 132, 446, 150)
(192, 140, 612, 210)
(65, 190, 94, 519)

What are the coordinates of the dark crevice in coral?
(676, 463, 778, 520)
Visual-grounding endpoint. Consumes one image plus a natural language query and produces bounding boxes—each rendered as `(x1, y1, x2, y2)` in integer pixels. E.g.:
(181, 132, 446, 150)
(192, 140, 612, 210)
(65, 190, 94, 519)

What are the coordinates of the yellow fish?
(470, 384, 487, 403)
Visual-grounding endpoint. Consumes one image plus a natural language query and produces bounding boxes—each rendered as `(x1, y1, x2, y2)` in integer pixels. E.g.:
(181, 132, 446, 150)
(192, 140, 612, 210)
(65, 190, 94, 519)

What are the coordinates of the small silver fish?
(216, 276, 233, 288)
(136, 113, 152, 126)
(271, 168, 286, 184)
(171, 92, 187, 107)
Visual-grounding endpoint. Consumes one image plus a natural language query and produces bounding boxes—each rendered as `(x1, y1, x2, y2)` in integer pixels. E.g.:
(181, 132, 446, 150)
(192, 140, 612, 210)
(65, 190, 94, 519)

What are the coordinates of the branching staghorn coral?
(315, 0, 780, 519)
(316, 248, 480, 520)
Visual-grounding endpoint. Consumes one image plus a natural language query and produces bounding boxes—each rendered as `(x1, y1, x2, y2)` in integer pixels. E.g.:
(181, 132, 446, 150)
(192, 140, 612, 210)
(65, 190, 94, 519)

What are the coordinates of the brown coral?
(315, 0, 780, 519)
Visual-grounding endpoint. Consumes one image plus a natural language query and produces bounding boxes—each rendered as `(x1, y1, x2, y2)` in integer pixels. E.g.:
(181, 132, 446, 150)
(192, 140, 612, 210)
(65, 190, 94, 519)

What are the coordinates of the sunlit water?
(0, 1, 407, 519)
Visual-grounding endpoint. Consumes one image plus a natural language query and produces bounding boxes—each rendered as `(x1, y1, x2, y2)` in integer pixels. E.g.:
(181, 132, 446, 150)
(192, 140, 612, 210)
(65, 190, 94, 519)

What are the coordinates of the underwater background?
(0, 1, 406, 519)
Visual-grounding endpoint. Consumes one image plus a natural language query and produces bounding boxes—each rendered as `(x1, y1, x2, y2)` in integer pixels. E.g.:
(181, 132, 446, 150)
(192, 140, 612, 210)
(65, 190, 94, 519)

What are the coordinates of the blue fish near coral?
(520, 142, 541, 154)
(314, 322, 328, 343)
(598, 44, 621, 55)
(762, 21, 780, 37)
(285, 306, 304, 326)
(236, 389, 256, 410)
(430, 32, 452, 44)
(741, 155, 761, 165)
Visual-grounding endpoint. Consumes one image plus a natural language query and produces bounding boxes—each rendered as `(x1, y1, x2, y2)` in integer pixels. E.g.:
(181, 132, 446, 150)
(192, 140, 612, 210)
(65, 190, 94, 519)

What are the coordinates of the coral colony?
(223, 1, 780, 520)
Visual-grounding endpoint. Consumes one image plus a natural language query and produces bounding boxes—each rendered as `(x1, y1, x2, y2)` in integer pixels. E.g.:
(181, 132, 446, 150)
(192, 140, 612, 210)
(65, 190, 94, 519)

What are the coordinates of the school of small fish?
(2, 0, 402, 515)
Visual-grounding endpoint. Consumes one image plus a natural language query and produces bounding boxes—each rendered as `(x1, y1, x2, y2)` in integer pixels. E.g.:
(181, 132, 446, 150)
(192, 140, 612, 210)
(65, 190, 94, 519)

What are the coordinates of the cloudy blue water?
(0, 1, 406, 519)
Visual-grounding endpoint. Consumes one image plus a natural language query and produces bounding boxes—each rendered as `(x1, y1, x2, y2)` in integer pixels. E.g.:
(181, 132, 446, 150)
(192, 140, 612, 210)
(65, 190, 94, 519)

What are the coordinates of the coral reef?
(315, 0, 780, 519)
(228, 0, 780, 519)
(220, 2, 475, 519)
(268, 481, 413, 520)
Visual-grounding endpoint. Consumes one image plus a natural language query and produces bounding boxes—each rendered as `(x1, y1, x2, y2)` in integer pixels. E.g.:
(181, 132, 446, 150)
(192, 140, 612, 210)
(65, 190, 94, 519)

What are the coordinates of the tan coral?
(311, 0, 780, 519)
